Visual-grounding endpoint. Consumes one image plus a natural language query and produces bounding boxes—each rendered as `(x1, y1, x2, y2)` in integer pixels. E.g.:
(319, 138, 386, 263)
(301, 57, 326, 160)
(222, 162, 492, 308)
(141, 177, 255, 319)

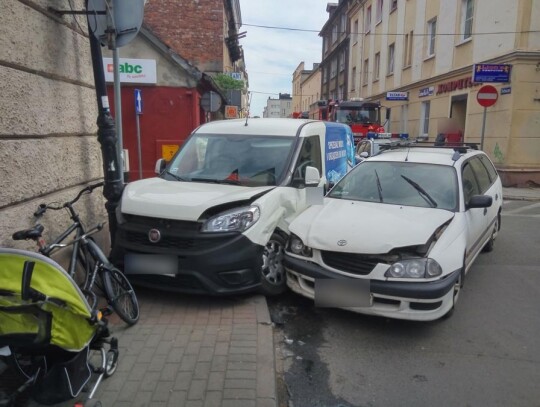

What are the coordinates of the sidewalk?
(503, 186, 540, 201)
(1, 289, 277, 407)
(92, 289, 277, 407)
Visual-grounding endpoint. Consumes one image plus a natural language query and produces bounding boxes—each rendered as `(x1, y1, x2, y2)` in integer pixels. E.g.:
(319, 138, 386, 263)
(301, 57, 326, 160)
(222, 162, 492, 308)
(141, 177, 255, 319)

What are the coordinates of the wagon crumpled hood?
(290, 199, 455, 254)
(121, 178, 274, 221)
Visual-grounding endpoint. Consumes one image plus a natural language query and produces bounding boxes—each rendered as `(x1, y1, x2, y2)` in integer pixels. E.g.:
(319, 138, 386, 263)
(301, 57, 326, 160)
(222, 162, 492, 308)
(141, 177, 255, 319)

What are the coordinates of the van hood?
(121, 178, 274, 221)
(289, 199, 454, 254)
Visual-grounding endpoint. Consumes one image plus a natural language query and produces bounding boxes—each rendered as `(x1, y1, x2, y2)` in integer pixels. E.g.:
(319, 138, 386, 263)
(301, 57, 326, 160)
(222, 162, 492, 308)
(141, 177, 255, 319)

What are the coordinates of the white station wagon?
(284, 145, 502, 321)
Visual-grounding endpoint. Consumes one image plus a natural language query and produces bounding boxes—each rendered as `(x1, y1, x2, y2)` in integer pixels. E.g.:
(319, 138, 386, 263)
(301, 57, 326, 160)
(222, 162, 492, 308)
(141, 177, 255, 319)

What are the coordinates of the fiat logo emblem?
(337, 240, 347, 246)
(148, 229, 161, 243)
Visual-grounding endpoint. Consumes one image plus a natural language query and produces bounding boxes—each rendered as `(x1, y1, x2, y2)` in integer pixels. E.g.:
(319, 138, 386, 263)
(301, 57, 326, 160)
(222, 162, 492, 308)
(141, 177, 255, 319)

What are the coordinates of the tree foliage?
(213, 73, 244, 91)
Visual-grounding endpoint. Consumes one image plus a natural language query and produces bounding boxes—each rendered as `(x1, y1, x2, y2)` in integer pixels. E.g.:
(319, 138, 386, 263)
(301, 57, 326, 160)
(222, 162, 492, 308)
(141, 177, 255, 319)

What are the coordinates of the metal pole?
(136, 113, 142, 179)
(88, 34, 124, 246)
(113, 48, 124, 177)
(480, 106, 487, 150)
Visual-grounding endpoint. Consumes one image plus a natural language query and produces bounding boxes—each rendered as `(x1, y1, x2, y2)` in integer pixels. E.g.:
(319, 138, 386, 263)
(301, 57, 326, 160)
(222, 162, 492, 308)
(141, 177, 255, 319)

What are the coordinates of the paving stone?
(153, 381, 176, 402)
(203, 391, 223, 407)
(187, 379, 207, 400)
(221, 400, 256, 407)
(210, 355, 228, 372)
(193, 362, 211, 379)
(224, 379, 257, 389)
(166, 391, 187, 407)
(207, 371, 225, 391)
(173, 372, 193, 391)
(223, 388, 257, 399)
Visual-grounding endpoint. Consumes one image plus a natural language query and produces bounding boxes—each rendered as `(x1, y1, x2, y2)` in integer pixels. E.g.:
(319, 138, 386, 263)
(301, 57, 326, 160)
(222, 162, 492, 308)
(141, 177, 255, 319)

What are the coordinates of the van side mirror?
(155, 159, 166, 174)
(467, 195, 492, 209)
(305, 166, 321, 186)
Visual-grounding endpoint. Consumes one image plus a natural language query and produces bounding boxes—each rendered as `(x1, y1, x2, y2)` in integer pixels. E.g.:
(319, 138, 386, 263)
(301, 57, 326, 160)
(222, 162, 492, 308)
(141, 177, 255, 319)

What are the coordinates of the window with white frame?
(427, 18, 437, 57)
(403, 30, 413, 67)
(376, 0, 383, 24)
(400, 104, 408, 134)
(374, 52, 380, 81)
(365, 5, 372, 33)
(387, 43, 395, 75)
(363, 58, 369, 83)
(421, 101, 431, 136)
(462, 0, 474, 40)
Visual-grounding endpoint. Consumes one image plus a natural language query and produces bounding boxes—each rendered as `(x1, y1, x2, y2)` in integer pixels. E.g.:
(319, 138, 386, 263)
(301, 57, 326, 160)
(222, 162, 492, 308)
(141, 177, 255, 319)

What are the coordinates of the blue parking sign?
(134, 89, 143, 114)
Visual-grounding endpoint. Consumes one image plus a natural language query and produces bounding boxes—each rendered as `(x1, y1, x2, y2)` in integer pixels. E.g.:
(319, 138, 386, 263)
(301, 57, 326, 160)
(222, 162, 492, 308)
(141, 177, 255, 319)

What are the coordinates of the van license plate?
(124, 254, 178, 275)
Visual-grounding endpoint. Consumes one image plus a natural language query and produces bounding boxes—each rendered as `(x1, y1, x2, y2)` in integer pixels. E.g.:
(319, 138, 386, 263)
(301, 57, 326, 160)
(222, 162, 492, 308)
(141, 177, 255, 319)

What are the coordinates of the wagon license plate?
(314, 279, 372, 308)
(124, 254, 178, 276)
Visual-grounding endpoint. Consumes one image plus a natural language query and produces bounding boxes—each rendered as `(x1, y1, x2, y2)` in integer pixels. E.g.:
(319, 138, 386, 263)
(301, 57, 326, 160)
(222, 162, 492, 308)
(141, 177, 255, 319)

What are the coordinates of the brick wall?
(144, 0, 225, 73)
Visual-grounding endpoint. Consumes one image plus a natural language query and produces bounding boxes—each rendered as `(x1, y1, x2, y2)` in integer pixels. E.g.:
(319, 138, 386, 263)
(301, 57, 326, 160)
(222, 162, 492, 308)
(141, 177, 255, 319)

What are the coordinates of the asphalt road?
(270, 199, 540, 407)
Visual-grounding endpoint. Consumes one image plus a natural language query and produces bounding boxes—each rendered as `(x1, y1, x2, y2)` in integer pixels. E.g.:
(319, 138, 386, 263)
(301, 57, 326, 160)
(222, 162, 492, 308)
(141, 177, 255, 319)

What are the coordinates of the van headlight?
(202, 205, 260, 233)
(288, 234, 312, 257)
(385, 258, 442, 278)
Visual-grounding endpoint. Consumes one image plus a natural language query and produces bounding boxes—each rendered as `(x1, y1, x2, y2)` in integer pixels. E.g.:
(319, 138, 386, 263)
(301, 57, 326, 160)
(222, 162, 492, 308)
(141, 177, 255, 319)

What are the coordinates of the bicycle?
(11, 181, 140, 326)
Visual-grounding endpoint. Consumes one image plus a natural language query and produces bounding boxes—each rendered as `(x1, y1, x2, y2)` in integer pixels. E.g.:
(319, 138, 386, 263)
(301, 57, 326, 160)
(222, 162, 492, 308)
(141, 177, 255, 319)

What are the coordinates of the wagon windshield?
(164, 134, 296, 187)
(328, 161, 458, 211)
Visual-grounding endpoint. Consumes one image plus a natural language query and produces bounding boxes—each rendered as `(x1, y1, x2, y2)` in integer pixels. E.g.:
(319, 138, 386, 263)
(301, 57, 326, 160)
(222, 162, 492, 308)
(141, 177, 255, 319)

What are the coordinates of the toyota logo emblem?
(148, 229, 161, 243)
(337, 240, 347, 246)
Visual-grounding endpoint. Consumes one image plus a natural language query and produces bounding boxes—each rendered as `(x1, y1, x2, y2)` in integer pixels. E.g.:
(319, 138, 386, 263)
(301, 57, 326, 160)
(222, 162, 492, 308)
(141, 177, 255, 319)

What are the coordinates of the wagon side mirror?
(467, 195, 492, 209)
(155, 159, 166, 174)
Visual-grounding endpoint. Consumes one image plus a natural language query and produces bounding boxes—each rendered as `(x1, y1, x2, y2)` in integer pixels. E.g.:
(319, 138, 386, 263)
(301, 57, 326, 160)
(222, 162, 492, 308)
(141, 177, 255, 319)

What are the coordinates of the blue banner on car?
(324, 123, 355, 184)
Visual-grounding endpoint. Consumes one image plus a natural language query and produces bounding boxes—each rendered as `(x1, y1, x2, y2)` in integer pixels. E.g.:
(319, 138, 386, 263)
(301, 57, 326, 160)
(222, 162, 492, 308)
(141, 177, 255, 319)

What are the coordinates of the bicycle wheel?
(102, 266, 140, 325)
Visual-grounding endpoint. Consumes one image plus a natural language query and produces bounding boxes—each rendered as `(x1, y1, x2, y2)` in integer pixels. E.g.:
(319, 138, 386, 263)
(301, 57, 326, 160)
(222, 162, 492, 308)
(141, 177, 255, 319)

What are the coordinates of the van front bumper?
(110, 221, 264, 295)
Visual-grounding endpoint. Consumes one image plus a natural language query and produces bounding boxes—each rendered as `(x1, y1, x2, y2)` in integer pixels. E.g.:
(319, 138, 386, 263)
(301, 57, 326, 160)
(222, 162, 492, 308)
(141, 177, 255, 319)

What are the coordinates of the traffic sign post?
(477, 85, 498, 150)
(134, 89, 143, 179)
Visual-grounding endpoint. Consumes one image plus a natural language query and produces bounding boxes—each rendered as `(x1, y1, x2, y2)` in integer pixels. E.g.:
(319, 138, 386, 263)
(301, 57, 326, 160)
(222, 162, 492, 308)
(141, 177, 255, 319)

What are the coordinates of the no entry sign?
(477, 85, 498, 108)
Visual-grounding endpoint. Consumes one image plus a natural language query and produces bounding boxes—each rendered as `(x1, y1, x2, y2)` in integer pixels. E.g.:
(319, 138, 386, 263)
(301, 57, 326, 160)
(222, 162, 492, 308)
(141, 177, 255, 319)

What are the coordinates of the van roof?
(195, 118, 319, 136)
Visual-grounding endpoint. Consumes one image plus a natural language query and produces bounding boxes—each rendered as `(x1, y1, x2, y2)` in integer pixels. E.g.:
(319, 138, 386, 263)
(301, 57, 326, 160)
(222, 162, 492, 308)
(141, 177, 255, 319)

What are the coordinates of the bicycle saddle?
(12, 224, 45, 240)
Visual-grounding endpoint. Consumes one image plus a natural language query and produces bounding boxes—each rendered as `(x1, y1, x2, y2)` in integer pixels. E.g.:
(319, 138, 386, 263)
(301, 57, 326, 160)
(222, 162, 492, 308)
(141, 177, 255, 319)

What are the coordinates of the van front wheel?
(260, 233, 288, 296)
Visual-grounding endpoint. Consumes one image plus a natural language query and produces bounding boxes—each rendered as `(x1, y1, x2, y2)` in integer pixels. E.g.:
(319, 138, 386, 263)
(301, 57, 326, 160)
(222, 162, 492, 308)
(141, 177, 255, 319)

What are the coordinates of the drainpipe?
(88, 33, 124, 247)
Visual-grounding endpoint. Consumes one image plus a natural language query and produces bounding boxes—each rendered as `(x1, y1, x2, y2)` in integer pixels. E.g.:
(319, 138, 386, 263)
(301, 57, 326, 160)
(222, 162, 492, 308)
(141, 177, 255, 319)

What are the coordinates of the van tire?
(260, 233, 288, 296)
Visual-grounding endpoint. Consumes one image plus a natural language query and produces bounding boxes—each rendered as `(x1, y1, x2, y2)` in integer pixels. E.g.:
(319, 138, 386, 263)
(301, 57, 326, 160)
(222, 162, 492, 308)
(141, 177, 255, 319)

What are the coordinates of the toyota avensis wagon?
(284, 145, 502, 321)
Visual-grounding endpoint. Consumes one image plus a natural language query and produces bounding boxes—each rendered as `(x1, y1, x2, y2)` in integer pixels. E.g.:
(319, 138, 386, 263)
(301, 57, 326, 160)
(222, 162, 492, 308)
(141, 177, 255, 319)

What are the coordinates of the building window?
(376, 0, 383, 24)
(462, 0, 474, 40)
(338, 86, 344, 100)
(374, 52, 380, 81)
(340, 50, 346, 72)
(353, 19, 359, 43)
(390, 0, 397, 12)
(331, 59, 337, 78)
(403, 30, 413, 67)
(341, 13, 347, 36)
(351, 67, 356, 90)
(322, 67, 327, 83)
(421, 101, 431, 136)
(427, 18, 437, 57)
(400, 104, 408, 133)
(363, 58, 369, 84)
(387, 43, 395, 75)
(365, 5, 372, 33)
(332, 24, 338, 44)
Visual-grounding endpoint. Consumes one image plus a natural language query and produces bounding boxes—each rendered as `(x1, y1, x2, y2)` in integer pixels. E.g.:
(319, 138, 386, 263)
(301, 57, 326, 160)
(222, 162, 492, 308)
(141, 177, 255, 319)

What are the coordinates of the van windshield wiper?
(165, 170, 186, 181)
(400, 175, 438, 208)
(191, 178, 241, 185)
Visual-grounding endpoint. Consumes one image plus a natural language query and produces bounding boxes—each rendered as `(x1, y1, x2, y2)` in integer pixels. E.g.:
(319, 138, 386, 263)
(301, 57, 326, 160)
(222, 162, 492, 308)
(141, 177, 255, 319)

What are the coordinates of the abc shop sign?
(103, 58, 157, 84)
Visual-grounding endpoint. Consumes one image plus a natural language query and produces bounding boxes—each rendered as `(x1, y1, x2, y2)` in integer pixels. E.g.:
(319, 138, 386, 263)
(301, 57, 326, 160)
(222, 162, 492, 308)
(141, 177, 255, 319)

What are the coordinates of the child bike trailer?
(0, 248, 118, 407)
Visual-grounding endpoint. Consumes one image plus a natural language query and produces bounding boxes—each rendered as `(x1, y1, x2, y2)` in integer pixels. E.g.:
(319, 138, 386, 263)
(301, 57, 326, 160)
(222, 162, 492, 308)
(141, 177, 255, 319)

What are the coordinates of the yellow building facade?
(348, 0, 540, 186)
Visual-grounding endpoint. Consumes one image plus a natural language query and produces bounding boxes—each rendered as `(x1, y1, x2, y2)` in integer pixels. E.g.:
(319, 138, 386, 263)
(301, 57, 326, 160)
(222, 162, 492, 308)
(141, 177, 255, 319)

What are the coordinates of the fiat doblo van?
(110, 118, 354, 295)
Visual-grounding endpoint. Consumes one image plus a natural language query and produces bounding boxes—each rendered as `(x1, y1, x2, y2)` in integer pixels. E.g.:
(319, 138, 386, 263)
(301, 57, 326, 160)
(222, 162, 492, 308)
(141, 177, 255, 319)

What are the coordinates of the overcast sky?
(238, 0, 331, 117)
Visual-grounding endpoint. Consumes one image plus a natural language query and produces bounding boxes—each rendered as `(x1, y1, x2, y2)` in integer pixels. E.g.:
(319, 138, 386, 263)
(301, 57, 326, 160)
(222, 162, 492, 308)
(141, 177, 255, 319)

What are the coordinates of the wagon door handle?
(483, 208, 488, 215)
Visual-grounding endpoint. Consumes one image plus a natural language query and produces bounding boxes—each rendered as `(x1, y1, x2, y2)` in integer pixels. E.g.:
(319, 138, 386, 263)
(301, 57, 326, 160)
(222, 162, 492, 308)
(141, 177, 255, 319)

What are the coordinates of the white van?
(110, 118, 355, 295)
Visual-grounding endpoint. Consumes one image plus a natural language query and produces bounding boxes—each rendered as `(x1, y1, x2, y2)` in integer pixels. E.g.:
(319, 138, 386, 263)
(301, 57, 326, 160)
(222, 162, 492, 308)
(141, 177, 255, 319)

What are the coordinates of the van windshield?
(164, 134, 296, 186)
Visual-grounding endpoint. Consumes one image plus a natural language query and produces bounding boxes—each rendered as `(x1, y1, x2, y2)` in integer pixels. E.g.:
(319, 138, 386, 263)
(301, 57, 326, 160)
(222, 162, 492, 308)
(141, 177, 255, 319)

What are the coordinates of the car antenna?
(245, 91, 253, 126)
(405, 145, 410, 161)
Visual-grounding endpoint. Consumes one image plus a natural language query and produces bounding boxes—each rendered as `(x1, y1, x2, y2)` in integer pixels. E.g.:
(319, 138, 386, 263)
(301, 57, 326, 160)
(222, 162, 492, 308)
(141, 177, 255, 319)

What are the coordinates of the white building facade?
(348, 0, 540, 186)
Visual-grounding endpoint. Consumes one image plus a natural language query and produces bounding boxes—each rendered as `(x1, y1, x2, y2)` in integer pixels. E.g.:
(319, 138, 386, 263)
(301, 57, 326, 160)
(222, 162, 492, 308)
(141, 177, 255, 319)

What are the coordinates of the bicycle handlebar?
(34, 181, 105, 216)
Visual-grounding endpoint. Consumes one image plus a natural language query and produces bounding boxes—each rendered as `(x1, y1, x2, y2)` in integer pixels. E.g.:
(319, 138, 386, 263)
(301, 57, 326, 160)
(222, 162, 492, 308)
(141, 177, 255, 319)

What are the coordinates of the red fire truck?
(317, 98, 388, 144)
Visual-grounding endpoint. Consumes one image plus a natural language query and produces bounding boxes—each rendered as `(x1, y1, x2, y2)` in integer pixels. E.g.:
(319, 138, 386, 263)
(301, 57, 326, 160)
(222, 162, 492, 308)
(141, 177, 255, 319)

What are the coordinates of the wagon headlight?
(288, 234, 312, 257)
(202, 205, 260, 233)
(385, 258, 442, 278)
